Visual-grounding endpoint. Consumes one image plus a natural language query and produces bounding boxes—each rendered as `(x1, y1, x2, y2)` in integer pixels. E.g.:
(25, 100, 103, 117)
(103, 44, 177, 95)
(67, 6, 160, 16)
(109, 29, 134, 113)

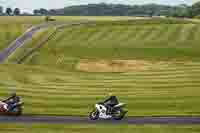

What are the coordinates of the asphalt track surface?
(1, 116, 200, 124)
(0, 23, 49, 63)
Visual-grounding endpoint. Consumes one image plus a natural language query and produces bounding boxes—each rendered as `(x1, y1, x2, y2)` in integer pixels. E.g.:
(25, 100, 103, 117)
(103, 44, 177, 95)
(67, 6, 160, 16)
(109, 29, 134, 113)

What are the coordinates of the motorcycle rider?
(103, 92, 119, 113)
(3, 93, 22, 111)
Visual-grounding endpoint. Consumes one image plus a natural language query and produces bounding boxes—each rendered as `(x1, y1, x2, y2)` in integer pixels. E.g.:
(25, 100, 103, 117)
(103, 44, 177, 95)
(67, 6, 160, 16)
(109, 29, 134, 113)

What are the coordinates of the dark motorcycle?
(0, 94, 23, 116)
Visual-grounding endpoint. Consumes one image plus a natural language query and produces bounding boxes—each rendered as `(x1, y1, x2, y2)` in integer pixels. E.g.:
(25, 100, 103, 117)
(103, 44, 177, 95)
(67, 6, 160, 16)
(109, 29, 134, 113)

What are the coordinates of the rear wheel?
(113, 109, 126, 120)
(89, 109, 99, 120)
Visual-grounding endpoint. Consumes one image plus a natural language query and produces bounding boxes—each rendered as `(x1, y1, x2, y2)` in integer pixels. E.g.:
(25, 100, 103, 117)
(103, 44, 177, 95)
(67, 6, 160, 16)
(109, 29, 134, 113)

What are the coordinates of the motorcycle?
(89, 101, 127, 120)
(0, 94, 23, 116)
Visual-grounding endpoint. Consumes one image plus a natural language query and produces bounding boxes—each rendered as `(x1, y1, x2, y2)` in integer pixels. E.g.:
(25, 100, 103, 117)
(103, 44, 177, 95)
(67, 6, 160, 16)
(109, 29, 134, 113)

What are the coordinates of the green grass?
(18, 19, 200, 66)
(52, 16, 150, 21)
(0, 124, 200, 133)
(0, 16, 44, 24)
(1, 62, 200, 116)
(1, 17, 200, 117)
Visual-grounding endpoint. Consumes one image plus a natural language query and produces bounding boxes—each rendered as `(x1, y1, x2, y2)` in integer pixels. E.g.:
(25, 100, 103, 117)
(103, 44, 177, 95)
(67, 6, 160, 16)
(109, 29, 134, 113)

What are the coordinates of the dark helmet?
(10, 92, 17, 97)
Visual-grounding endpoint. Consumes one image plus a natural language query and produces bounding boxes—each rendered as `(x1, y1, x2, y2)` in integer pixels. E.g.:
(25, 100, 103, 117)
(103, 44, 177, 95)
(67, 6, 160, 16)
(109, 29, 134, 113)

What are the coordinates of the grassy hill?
(0, 18, 200, 117)
(20, 18, 200, 66)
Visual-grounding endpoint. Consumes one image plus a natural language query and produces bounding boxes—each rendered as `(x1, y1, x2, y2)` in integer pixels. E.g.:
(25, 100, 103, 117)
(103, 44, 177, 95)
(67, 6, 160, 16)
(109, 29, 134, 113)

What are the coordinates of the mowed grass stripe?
(0, 88, 191, 97)
(95, 27, 117, 46)
(3, 68, 200, 82)
(193, 25, 200, 41)
(1, 82, 200, 94)
(101, 26, 123, 46)
(113, 26, 132, 45)
(84, 27, 100, 43)
(184, 24, 198, 41)
(24, 83, 200, 90)
(158, 24, 179, 42)
(5, 68, 200, 78)
(142, 26, 161, 41)
(1, 84, 199, 97)
(123, 27, 141, 45)
(148, 25, 169, 41)
(72, 26, 95, 46)
(0, 89, 176, 99)
(47, 29, 71, 48)
(176, 24, 194, 42)
(167, 24, 184, 43)
(86, 27, 108, 46)
(23, 74, 200, 84)
(132, 26, 153, 41)
(59, 26, 84, 46)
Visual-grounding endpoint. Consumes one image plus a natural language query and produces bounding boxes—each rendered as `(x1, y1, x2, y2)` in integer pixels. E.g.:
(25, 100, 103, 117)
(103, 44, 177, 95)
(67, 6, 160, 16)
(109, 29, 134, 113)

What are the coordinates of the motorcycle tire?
(113, 109, 126, 120)
(89, 109, 99, 120)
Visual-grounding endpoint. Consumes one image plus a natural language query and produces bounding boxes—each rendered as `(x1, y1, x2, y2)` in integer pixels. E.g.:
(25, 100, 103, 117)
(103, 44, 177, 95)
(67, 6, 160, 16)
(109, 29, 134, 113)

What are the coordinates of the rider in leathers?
(3, 93, 21, 111)
(103, 93, 119, 113)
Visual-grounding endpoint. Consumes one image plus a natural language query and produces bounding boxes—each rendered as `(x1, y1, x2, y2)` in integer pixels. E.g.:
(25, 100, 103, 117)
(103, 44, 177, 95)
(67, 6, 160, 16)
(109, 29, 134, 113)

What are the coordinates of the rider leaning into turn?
(3, 93, 21, 111)
(103, 92, 119, 113)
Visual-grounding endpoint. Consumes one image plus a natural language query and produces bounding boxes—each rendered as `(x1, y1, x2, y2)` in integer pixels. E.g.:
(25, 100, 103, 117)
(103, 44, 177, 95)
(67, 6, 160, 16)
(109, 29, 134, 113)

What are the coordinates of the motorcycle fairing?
(113, 103, 126, 108)
(95, 104, 112, 119)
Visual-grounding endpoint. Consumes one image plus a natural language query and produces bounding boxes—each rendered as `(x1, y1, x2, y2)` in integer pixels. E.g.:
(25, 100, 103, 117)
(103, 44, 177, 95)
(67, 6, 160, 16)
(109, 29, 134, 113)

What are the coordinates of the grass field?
(20, 18, 200, 65)
(1, 17, 200, 117)
(0, 16, 144, 56)
(0, 16, 44, 24)
(0, 61, 200, 116)
(1, 124, 200, 133)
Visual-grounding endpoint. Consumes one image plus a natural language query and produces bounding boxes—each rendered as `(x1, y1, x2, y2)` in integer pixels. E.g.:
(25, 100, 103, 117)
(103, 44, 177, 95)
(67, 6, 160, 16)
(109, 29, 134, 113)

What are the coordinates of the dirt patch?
(76, 59, 174, 72)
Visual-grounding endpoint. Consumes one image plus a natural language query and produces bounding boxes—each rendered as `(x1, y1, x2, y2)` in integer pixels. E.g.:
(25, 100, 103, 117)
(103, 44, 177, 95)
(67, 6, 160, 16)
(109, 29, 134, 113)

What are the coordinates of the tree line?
(0, 7, 21, 15)
(1, 2, 200, 17)
(32, 2, 200, 18)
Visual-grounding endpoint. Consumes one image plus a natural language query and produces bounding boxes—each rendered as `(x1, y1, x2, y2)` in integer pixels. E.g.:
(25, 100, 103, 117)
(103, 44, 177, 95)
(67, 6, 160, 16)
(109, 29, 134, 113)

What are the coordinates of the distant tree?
(0, 6, 3, 15)
(31, 3, 194, 17)
(191, 2, 200, 17)
(33, 9, 40, 15)
(13, 8, 21, 15)
(39, 8, 48, 15)
(6, 8, 12, 15)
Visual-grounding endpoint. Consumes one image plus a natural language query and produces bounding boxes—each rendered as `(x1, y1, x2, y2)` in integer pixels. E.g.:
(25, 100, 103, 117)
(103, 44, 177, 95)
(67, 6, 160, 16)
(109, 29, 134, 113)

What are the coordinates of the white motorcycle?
(89, 102, 127, 120)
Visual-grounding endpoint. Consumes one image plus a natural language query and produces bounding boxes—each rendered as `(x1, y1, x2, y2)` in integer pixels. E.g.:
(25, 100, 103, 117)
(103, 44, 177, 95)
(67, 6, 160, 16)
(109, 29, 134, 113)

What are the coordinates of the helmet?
(10, 92, 16, 97)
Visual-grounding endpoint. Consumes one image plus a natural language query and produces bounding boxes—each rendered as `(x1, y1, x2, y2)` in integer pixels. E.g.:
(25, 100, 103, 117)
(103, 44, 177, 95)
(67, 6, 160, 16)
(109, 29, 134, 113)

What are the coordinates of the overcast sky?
(0, 0, 199, 12)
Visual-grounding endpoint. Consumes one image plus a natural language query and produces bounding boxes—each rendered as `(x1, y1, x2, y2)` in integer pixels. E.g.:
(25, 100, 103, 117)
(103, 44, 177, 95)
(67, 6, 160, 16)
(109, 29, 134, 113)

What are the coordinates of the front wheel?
(89, 109, 99, 120)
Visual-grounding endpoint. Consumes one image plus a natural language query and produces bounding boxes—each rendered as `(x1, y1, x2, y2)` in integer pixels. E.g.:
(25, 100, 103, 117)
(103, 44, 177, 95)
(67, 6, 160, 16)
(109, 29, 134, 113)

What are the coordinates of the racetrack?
(0, 23, 49, 63)
(1, 116, 200, 124)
